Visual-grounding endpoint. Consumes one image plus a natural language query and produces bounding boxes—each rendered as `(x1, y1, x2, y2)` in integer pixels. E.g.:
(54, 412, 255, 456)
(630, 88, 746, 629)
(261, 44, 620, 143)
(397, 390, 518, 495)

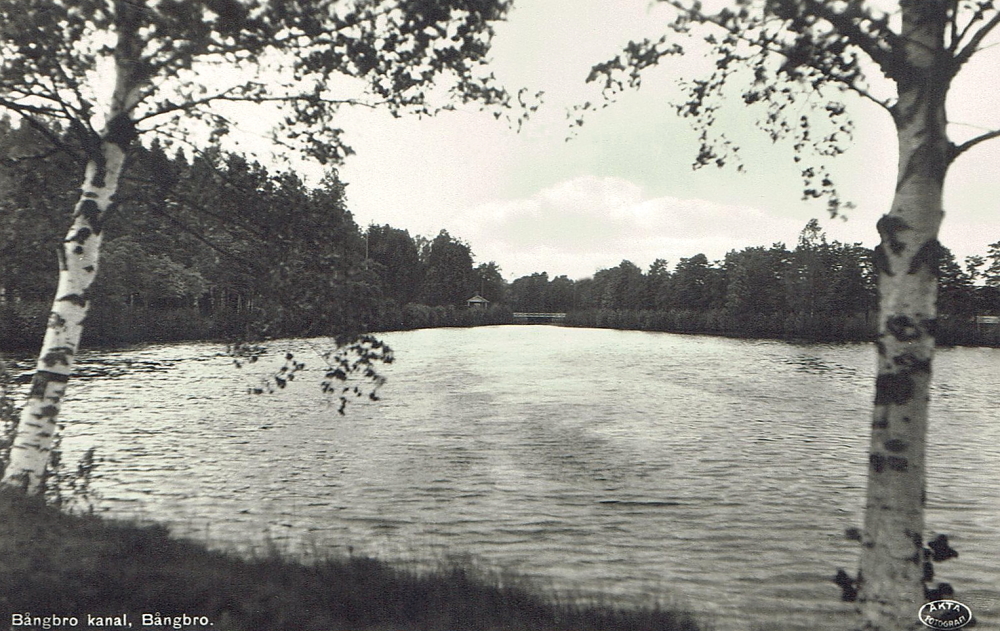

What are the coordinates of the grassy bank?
(0, 491, 706, 631)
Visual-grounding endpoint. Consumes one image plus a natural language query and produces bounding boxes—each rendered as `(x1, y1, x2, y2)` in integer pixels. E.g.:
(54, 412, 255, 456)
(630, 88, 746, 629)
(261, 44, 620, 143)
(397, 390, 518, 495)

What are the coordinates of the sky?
(288, 0, 1000, 281)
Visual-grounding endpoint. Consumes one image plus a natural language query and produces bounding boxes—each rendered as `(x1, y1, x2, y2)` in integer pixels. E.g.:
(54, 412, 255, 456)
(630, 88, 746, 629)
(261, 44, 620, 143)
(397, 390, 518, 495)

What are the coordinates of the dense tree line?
(5, 121, 999, 351)
(0, 119, 509, 351)
(507, 220, 1000, 345)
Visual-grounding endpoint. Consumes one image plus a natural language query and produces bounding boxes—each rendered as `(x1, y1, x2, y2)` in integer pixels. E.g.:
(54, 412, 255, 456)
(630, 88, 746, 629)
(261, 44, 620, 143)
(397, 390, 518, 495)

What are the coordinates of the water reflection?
(7, 327, 998, 631)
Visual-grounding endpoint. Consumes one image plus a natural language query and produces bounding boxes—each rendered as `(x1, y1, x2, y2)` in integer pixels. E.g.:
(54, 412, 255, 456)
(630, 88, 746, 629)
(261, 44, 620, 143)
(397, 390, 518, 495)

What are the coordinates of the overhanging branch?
(0, 104, 83, 166)
(843, 79, 894, 112)
(950, 128, 1000, 160)
(140, 198, 267, 274)
(136, 87, 383, 125)
(800, 0, 898, 72)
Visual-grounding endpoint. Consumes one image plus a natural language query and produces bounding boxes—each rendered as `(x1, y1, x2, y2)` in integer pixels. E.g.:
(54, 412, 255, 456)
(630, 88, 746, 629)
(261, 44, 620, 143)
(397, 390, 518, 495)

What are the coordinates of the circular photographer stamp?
(918, 600, 973, 629)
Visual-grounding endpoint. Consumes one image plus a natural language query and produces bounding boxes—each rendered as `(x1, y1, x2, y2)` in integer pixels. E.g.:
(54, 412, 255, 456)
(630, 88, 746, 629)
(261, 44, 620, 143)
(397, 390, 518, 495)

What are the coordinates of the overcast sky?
(303, 0, 1000, 281)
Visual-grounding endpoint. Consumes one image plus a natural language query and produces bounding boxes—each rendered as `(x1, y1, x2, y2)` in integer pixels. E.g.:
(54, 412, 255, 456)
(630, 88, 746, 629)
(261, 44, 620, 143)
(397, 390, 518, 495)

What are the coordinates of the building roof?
(467, 294, 490, 303)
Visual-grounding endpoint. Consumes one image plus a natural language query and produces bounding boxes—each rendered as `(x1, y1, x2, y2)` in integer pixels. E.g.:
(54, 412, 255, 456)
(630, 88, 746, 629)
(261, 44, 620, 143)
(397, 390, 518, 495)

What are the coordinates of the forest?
(3, 119, 999, 352)
(509, 220, 1000, 346)
(0, 118, 511, 350)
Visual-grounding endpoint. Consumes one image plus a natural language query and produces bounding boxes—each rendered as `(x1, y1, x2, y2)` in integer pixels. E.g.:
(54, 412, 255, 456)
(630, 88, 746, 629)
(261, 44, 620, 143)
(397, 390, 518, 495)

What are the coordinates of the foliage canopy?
(0, 0, 519, 164)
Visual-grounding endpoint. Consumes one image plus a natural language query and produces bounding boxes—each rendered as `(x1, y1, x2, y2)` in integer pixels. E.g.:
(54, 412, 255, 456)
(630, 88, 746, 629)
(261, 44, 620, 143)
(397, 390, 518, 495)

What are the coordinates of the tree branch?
(656, 0, 894, 99)
(0, 144, 65, 166)
(843, 81, 894, 112)
(122, 174, 270, 242)
(139, 198, 268, 274)
(954, 9, 1000, 66)
(0, 104, 83, 165)
(950, 127, 1000, 160)
(949, 0, 961, 51)
(136, 87, 381, 124)
(800, 0, 898, 72)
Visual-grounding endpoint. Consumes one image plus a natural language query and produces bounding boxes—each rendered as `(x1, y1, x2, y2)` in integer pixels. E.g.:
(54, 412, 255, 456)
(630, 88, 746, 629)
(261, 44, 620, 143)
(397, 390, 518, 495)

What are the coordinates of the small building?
(975, 314, 1000, 331)
(467, 294, 490, 309)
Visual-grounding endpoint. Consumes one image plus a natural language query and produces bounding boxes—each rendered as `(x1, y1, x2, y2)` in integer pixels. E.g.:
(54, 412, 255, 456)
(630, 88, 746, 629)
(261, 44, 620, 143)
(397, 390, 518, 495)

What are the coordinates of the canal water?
(13, 325, 1000, 630)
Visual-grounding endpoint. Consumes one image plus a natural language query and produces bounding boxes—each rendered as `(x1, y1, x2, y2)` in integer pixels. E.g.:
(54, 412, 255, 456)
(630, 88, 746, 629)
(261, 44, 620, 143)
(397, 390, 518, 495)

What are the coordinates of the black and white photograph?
(0, 1, 998, 630)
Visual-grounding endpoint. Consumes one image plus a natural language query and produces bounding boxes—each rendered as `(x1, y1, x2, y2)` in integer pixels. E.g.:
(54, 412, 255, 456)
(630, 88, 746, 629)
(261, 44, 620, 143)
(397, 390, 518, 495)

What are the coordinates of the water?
(13, 326, 1000, 630)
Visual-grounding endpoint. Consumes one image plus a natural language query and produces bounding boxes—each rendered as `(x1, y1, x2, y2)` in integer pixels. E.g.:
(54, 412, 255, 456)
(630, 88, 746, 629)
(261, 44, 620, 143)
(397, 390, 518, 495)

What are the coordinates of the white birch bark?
(857, 3, 951, 629)
(1, 7, 142, 494)
(0, 144, 127, 494)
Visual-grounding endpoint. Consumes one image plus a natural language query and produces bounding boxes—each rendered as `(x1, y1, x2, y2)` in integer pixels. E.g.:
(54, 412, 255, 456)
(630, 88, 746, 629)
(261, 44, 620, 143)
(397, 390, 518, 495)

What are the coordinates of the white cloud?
(328, 0, 1000, 281)
(452, 175, 816, 280)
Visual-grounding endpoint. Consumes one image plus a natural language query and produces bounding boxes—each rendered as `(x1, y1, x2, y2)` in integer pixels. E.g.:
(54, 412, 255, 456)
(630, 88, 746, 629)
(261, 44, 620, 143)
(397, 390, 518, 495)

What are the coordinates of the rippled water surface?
(19, 326, 1000, 630)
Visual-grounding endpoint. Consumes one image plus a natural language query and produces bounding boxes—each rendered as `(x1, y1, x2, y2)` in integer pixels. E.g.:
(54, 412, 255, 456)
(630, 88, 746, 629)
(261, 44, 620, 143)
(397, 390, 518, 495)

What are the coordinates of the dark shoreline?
(560, 308, 1000, 349)
(0, 490, 707, 631)
(3, 310, 999, 360)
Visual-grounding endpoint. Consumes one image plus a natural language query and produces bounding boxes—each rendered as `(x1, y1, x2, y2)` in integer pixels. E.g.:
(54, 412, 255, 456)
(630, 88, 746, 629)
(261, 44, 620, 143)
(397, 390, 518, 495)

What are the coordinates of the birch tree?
(0, 0, 516, 495)
(580, 2, 1000, 630)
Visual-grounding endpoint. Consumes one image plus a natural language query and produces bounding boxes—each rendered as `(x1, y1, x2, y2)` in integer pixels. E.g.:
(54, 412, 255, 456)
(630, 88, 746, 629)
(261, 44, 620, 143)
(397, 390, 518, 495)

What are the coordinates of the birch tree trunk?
(0, 6, 141, 495)
(0, 138, 134, 495)
(857, 3, 952, 629)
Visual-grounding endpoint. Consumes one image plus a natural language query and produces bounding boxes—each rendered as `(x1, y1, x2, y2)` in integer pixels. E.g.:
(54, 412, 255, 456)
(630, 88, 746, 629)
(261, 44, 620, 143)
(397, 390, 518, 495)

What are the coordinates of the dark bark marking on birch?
(36, 405, 58, 418)
(91, 154, 108, 189)
(57, 294, 87, 307)
(38, 371, 70, 384)
(42, 351, 70, 368)
(884, 438, 908, 452)
(78, 199, 103, 235)
(875, 340, 887, 356)
(41, 348, 73, 368)
(68, 227, 92, 244)
(908, 239, 943, 276)
(898, 141, 947, 191)
(79, 124, 103, 161)
(920, 318, 937, 338)
(872, 245, 893, 277)
(928, 534, 959, 561)
(873, 411, 889, 430)
(105, 113, 139, 149)
(27, 372, 69, 399)
(887, 456, 909, 471)
(834, 569, 859, 602)
(876, 215, 910, 255)
(28, 379, 47, 399)
(899, 124, 950, 187)
(888, 63, 925, 97)
(870, 453, 886, 473)
(875, 373, 915, 405)
(73, 246, 84, 255)
(887, 315, 921, 341)
(48, 313, 67, 328)
(83, 265, 95, 273)
(893, 352, 931, 373)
